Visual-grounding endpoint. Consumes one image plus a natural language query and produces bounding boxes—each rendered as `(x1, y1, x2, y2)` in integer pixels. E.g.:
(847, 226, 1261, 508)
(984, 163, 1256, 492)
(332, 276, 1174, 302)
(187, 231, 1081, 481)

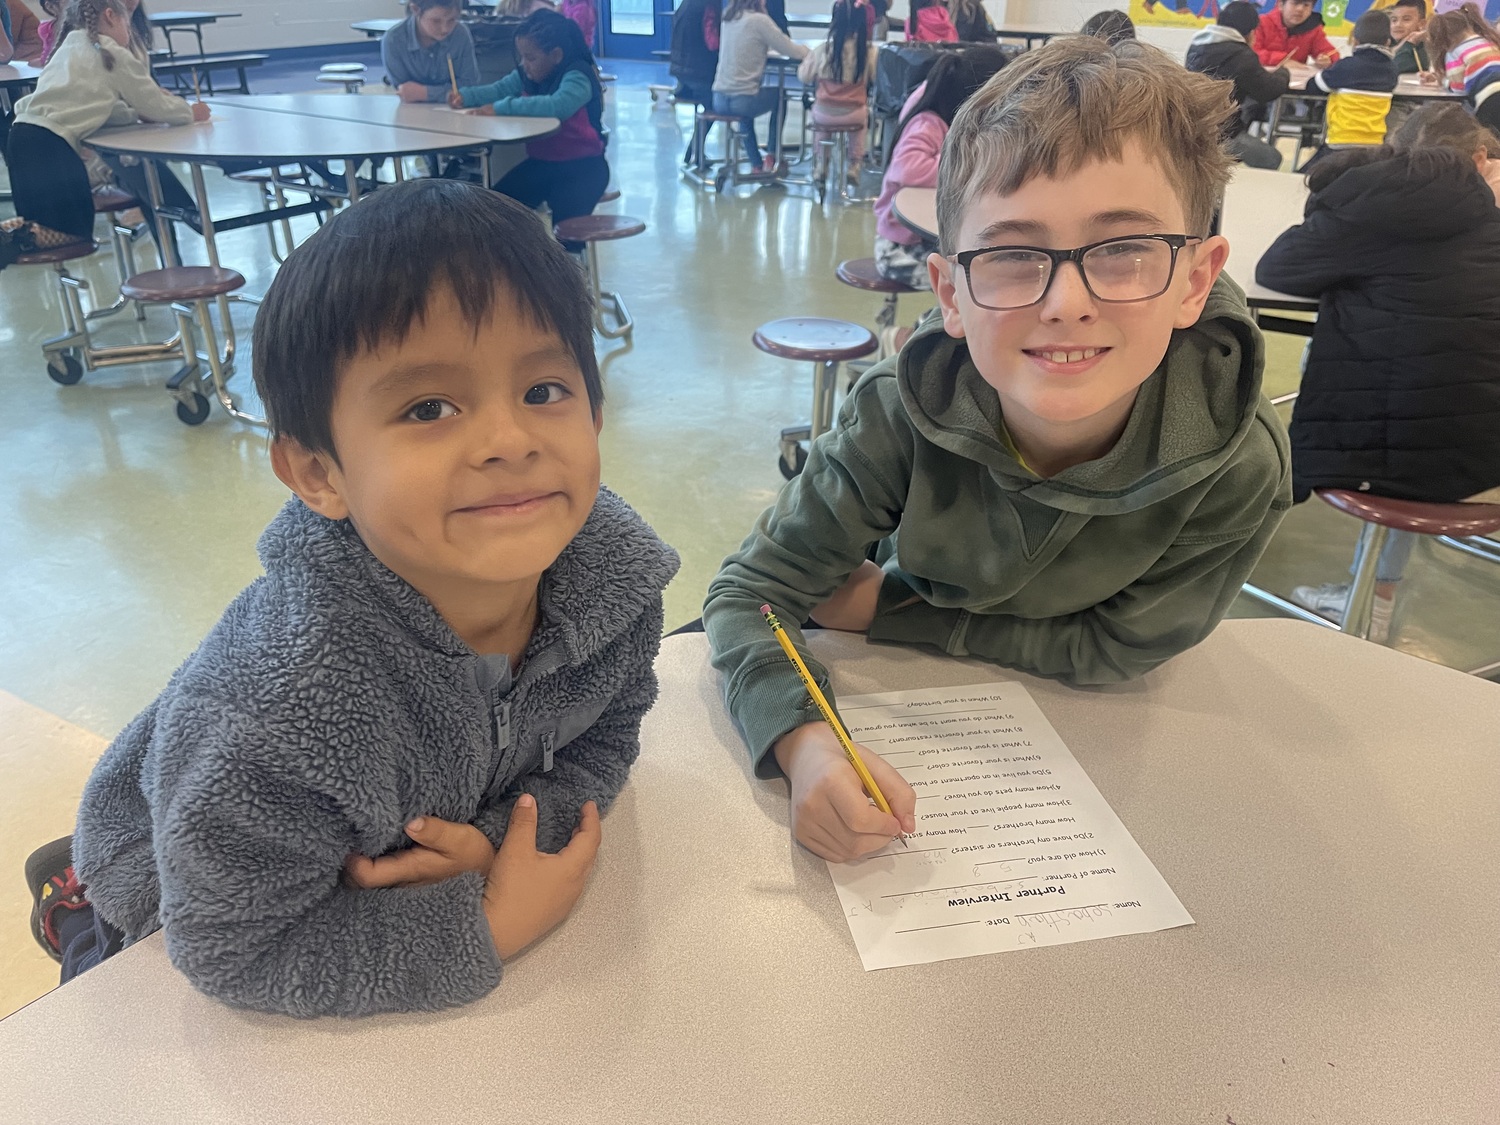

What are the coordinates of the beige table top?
(893, 184, 937, 242)
(1219, 164, 1313, 310)
(0, 619, 1495, 1124)
(1282, 62, 1462, 99)
(87, 100, 483, 163)
(0, 62, 43, 88)
(212, 92, 559, 146)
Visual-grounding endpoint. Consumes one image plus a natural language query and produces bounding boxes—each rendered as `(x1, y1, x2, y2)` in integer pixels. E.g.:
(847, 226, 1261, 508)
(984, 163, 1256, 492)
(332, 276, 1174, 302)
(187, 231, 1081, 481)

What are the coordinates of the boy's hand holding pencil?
(774, 723, 916, 863)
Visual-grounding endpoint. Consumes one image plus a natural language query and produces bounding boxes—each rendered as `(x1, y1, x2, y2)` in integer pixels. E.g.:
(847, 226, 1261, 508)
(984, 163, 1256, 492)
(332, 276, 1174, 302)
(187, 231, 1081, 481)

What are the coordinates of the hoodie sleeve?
(108, 43, 194, 125)
(866, 407, 1293, 685)
(703, 377, 912, 775)
(1255, 207, 1358, 295)
(147, 701, 502, 1018)
(472, 599, 664, 854)
(1235, 47, 1293, 105)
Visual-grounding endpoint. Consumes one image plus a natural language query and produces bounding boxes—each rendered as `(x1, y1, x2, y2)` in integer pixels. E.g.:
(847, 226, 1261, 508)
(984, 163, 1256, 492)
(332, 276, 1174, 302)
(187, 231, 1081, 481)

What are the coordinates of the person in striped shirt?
(1422, 1, 1500, 129)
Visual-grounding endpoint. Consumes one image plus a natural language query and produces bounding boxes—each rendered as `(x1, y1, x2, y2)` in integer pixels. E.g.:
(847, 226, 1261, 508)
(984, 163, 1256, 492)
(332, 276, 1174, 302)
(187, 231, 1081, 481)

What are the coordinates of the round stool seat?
(92, 187, 140, 213)
(120, 265, 247, 303)
(753, 317, 878, 363)
(320, 62, 367, 73)
(695, 111, 742, 122)
(599, 188, 621, 203)
(1316, 489, 1500, 537)
(555, 214, 646, 243)
(17, 240, 99, 266)
(316, 74, 364, 87)
(836, 257, 919, 295)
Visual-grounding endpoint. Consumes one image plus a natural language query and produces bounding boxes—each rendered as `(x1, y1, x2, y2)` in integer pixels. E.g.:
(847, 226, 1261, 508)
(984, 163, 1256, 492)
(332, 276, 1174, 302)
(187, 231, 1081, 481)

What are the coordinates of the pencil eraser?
(760, 604, 772, 615)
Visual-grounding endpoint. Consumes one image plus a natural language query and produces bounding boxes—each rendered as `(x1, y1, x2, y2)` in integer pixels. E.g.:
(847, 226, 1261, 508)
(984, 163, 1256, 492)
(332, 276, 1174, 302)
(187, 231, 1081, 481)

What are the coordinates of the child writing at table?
(1390, 0, 1431, 72)
(1305, 9, 1399, 157)
(704, 38, 1291, 862)
(798, 0, 877, 196)
(1254, 0, 1339, 66)
(25, 179, 679, 1015)
(0, 0, 208, 268)
(381, 0, 479, 103)
(451, 9, 609, 247)
(1421, 2, 1500, 130)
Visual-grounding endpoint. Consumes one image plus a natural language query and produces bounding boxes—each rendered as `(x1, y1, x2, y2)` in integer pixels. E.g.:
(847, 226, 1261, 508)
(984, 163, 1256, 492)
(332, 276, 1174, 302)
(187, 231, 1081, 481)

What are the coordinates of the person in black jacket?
(671, 0, 721, 163)
(1255, 145, 1500, 635)
(1186, 0, 1291, 170)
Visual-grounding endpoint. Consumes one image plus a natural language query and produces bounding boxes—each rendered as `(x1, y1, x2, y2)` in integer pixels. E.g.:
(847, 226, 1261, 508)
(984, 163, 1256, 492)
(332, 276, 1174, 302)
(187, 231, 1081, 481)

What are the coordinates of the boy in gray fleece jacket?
(704, 38, 1291, 864)
(27, 181, 678, 1017)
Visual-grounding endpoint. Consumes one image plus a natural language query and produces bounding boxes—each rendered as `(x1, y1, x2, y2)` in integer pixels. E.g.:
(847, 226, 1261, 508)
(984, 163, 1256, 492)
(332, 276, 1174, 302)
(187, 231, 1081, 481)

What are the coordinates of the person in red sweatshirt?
(1255, 0, 1339, 65)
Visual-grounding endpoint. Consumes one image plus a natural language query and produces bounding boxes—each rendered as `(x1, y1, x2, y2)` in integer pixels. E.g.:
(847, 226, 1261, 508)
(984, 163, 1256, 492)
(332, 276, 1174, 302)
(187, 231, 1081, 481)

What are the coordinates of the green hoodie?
(703, 275, 1292, 776)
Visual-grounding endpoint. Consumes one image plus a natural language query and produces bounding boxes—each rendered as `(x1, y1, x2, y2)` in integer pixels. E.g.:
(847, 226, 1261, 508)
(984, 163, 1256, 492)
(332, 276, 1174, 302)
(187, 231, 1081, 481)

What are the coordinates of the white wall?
(144, 0, 378, 53)
(994, 0, 1196, 60)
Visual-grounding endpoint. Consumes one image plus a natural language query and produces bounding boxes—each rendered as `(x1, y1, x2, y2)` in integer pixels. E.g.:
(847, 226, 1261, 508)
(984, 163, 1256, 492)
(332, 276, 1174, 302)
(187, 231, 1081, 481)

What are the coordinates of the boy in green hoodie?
(703, 36, 1291, 863)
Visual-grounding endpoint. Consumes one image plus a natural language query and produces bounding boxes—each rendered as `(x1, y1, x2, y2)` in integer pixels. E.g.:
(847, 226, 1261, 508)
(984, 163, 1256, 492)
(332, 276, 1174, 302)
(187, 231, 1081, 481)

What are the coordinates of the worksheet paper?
(827, 682, 1193, 970)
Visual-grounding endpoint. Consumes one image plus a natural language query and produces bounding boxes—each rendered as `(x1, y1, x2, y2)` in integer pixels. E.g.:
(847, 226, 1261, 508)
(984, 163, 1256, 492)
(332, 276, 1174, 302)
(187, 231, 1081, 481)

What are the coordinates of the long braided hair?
(56, 0, 141, 68)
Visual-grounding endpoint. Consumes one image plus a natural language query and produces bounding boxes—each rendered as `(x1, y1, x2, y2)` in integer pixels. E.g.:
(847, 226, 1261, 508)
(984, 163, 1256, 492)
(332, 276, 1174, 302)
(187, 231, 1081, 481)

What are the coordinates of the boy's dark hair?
(1081, 9, 1136, 44)
(1392, 0, 1427, 16)
(1217, 1, 1261, 37)
(252, 180, 602, 458)
(1352, 9, 1393, 45)
(409, 0, 460, 10)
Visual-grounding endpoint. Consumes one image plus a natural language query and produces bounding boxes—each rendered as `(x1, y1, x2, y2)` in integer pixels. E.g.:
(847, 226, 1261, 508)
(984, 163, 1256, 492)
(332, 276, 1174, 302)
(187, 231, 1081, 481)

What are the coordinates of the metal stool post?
(1342, 521, 1391, 641)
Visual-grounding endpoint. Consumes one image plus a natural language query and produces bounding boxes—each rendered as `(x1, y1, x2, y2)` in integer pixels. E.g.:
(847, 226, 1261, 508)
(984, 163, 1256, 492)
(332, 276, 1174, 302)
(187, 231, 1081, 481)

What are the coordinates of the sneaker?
(761, 155, 778, 175)
(26, 836, 86, 963)
(1290, 582, 1350, 624)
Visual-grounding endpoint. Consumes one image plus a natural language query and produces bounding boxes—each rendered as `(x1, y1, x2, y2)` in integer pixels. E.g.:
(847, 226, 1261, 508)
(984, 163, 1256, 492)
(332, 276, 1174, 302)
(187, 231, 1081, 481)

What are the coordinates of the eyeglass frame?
(947, 234, 1204, 312)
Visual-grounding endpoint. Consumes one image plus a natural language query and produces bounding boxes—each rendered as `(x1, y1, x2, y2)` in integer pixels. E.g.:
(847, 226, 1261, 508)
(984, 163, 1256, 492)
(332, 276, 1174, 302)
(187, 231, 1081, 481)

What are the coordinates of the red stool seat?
(753, 317, 878, 363)
(92, 187, 140, 213)
(836, 257, 919, 295)
(120, 266, 247, 303)
(814, 122, 864, 134)
(599, 188, 621, 203)
(17, 240, 99, 266)
(554, 214, 646, 243)
(1316, 490, 1500, 537)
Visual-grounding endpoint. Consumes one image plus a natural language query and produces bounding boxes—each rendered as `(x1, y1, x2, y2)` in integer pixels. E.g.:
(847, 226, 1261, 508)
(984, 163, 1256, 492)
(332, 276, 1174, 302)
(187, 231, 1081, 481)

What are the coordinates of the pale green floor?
(3, 83, 1500, 759)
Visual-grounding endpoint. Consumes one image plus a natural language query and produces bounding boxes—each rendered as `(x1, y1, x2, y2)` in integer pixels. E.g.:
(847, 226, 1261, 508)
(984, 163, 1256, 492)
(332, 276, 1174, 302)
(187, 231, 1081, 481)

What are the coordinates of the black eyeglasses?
(948, 234, 1202, 311)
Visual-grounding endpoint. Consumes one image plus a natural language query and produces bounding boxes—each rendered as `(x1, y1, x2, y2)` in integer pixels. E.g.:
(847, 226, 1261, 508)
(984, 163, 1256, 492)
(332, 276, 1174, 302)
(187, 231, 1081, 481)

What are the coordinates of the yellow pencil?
(760, 604, 907, 846)
(447, 57, 459, 101)
(191, 68, 202, 102)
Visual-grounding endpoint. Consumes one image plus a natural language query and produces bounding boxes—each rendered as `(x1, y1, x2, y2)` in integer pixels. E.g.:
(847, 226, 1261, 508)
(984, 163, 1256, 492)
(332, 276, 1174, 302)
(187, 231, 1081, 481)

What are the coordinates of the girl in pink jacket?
(873, 49, 1003, 286)
(907, 0, 956, 42)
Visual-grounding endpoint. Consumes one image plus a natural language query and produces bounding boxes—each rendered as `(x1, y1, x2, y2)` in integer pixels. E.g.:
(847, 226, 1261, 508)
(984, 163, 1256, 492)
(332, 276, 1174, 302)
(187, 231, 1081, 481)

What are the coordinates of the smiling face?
(929, 141, 1227, 465)
(1389, 4, 1424, 41)
(279, 287, 602, 608)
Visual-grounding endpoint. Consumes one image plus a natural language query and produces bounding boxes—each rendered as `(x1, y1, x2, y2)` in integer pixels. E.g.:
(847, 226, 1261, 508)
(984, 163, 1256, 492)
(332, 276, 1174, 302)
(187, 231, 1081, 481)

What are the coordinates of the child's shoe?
(1290, 581, 1349, 624)
(26, 836, 86, 963)
(761, 155, 778, 175)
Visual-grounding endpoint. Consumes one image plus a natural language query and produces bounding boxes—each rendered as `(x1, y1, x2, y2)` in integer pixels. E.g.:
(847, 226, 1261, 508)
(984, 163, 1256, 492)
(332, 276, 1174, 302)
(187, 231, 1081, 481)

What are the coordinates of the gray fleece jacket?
(72, 487, 678, 1018)
(704, 275, 1292, 774)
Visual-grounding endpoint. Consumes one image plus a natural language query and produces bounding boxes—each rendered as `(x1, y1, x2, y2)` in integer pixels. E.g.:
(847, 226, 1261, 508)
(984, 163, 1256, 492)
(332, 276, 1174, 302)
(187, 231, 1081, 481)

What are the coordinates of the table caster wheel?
(778, 443, 807, 480)
(175, 391, 211, 426)
(46, 351, 83, 386)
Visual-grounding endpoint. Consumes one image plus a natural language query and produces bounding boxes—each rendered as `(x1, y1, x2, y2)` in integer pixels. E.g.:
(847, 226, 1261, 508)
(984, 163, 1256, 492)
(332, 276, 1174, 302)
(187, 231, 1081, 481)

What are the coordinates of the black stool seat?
(555, 214, 646, 243)
(753, 317, 878, 363)
(92, 187, 140, 213)
(121, 266, 246, 302)
(17, 240, 99, 266)
(836, 257, 919, 295)
(1317, 490, 1500, 537)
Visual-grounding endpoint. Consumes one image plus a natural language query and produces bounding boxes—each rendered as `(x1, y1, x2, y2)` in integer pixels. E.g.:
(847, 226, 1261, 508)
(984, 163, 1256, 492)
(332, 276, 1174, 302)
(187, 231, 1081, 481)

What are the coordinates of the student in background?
(1307, 10, 1398, 154)
(452, 10, 608, 247)
(948, 0, 997, 42)
(710, 0, 808, 174)
(1255, 0, 1339, 66)
(871, 50, 1001, 288)
(799, 0, 877, 194)
(1186, 1, 1290, 170)
(1393, 98, 1500, 193)
(500, 0, 556, 16)
(36, 0, 62, 61)
(1389, 0, 1431, 71)
(6, 0, 43, 61)
(1422, 2, 1500, 130)
(1257, 143, 1500, 639)
(382, 0, 478, 103)
(559, 0, 596, 48)
(706, 38, 1290, 863)
(907, 0, 957, 42)
(1082, 9, 1136, 44)
(0, 0, 208, 268)
(24, 180, 678, 1013)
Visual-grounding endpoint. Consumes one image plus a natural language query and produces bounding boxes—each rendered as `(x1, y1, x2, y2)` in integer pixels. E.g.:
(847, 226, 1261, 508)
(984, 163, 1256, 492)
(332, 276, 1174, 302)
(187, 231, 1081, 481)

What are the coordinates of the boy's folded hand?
(483, 795, 602, 960)
(344, 816, 496, 888)
(808, 559, 885, 632)
(774, 723, 917, 864)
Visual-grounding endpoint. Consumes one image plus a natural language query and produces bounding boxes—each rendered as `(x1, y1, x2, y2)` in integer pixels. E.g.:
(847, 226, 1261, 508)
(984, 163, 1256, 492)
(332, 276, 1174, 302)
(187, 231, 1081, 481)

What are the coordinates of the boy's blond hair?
(936, 37, 1235, 254)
